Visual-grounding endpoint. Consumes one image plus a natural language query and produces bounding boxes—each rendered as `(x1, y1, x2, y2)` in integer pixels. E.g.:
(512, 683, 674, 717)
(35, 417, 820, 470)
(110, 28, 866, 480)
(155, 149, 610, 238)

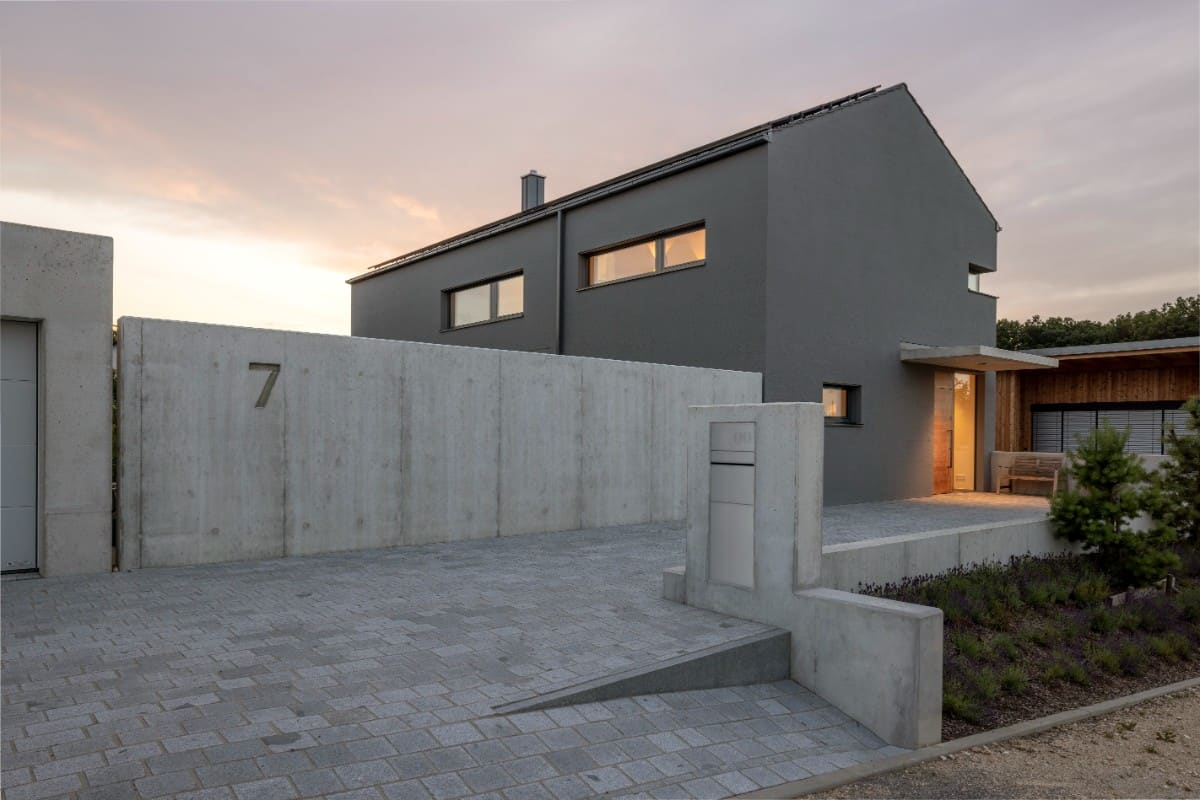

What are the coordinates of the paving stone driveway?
(2, 524, 903, 799)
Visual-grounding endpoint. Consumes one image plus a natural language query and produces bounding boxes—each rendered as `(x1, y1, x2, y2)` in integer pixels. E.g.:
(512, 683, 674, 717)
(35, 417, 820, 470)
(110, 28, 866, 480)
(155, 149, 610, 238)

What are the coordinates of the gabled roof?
(350, 83, 998, 284)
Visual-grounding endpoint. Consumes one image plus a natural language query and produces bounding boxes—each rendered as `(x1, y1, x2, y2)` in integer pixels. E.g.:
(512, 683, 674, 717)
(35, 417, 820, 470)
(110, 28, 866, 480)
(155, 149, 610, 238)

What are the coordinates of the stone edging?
(737, 675, 1200, 799)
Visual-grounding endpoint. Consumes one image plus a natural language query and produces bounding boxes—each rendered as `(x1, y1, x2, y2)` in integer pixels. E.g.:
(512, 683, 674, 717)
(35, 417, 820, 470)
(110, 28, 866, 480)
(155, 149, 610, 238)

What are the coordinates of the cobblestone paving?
(823, 492, 1050, 545)
(2, 523, 903, 799)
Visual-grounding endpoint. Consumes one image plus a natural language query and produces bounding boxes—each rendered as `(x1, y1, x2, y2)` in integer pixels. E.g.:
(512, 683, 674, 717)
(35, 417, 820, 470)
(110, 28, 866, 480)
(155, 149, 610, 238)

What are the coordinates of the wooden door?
(933, 371, 954, 494)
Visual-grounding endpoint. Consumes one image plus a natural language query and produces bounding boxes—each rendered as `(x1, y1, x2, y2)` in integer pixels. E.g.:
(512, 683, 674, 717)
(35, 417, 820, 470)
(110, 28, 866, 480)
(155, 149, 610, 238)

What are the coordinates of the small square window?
(823, 384, 861, 425)
(968, 265, 985, 293)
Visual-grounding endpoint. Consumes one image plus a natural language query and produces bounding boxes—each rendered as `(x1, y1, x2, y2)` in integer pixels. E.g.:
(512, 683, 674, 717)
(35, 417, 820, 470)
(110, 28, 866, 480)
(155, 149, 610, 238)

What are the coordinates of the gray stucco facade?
(350, 85, 1000, 505)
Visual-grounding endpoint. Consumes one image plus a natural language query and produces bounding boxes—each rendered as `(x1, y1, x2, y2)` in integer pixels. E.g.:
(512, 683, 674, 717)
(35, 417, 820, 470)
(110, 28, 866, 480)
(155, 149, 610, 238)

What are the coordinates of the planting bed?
(864, 547, 1200, 739)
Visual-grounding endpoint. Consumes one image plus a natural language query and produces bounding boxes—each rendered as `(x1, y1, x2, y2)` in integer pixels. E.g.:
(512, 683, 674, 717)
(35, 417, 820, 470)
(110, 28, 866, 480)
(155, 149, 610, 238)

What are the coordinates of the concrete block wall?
(118, 318, 760, 569)
(1, 222, 114, 576)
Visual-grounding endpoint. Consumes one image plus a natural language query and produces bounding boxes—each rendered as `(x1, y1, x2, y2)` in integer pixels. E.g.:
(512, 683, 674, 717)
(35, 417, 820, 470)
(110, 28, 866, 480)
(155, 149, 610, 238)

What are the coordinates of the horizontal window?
(585, 225, 705, 287)
(447, 273, 524, 329)
(1030, 402, 1193, 454)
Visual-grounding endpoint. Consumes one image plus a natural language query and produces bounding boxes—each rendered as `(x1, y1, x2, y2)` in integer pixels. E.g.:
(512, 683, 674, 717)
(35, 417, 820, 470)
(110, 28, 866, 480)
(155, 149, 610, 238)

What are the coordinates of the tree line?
(997, 295, 1199, 351)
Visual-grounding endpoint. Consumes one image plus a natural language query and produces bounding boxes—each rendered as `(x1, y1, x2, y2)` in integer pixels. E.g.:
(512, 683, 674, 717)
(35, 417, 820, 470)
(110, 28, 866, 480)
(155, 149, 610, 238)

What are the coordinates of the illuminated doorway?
(933, 371, 977, 493)
(952, 373, 977, 491)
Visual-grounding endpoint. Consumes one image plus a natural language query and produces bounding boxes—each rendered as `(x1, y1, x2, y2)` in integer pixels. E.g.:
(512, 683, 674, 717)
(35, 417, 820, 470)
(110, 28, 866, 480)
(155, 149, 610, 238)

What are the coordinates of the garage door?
(2, 320, 38, 572)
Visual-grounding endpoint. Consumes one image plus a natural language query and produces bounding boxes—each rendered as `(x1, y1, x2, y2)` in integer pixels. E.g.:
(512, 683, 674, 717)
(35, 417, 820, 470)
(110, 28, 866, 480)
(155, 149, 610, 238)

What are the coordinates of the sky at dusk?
(2, 0, 1198, 334)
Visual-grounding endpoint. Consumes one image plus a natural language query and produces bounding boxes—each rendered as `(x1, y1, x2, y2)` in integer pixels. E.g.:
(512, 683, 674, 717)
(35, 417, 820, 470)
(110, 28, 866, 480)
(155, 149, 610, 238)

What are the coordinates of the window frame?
(823, 383, 863, 427)
(1030, 401, 1191, 455)
(579, 222, 706, 290)
(443, 270, 525, 331)
(967, 263, 996, 296)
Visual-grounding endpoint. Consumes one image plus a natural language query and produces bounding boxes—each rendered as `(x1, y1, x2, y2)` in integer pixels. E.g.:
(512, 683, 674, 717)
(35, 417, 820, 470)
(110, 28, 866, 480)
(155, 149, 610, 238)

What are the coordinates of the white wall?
(118, 318, 760, 569)
(1, 221, 114, 576)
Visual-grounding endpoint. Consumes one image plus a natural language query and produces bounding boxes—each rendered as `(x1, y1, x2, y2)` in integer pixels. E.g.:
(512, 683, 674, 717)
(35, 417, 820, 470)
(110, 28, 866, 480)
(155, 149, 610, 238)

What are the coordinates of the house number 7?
(248, 363, 281, 408)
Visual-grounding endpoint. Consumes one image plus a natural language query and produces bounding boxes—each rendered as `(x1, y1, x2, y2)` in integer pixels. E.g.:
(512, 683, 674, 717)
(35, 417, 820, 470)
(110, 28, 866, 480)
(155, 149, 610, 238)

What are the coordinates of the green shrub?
(1045, 657, 1089, 685)
(1064, 661, 1090, 685)
(1090, 609, 1117, 634)
(1146, 397, 1200, 551)
(1022, 625, 1055, 648)
(991, 634, 1020, 661)
(1168, 632, 1192, 660)
(943, 684, 981, 724)
(1049, 582, 1074, 605)
(1149, 636, 1178, 661)
(1156, 632, 1192, 661)
(970, 668, 1001, 701)
(1179, 587, 1200, 622)
(1073, 576, 1112, 606)
(950, 632, 987, 660)
(999, 665, 1028, 694)
(1116, 609, 1143, 632)
(1024, 582, 1053, 609)
(1088, 644, 1121, 674)
(1130, 603, 1169, 633)
(1051, 424, 1180, 587)
(1059, 617, 1085, 641)
(1118, 643, 1148, 676)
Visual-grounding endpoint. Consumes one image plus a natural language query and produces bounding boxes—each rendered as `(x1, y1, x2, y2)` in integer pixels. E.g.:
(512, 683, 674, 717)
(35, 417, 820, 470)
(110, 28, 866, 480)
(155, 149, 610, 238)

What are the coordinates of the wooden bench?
(997, 454, 1064, 496)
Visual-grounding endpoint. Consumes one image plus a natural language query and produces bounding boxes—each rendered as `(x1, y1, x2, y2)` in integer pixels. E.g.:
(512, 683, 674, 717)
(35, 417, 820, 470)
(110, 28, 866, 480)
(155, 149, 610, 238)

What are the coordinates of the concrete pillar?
(666, 402, 944, 749)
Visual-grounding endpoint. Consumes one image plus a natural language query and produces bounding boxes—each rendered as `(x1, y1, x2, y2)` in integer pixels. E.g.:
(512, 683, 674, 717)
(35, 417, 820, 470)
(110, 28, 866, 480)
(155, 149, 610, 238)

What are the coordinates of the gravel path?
(809, 685, 1200, 799)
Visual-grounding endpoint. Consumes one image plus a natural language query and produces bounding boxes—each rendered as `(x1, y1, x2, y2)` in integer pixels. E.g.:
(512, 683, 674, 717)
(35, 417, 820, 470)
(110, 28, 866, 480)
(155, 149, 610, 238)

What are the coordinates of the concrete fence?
(117, 318, 760, 569)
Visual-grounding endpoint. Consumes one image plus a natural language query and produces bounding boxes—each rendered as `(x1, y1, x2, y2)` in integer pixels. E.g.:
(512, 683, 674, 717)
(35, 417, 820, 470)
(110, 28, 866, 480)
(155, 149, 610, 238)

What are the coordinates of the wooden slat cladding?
(996, 360, 1199, 451)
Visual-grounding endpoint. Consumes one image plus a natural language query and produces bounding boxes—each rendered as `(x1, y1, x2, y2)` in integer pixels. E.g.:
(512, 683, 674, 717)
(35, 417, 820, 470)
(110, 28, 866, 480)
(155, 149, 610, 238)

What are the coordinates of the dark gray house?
(349, 84, 1053, 505)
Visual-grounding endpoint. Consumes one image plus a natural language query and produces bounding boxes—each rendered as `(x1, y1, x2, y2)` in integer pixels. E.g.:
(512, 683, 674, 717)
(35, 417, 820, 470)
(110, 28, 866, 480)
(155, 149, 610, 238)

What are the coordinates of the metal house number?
(248, 363, 281, 408)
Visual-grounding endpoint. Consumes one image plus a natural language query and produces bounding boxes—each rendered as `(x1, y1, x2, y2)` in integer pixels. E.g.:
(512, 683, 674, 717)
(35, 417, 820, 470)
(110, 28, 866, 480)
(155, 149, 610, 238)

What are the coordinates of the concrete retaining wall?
(674, 403, 942, 748)
(792, 588, 942, 749)
(118, 317, 760, 569)
(820, 517, 1074, 592)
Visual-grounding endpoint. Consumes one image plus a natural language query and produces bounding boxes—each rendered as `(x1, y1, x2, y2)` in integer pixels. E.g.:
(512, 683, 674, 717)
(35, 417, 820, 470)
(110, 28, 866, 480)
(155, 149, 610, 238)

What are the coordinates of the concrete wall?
(674, 403, 942, 748)
(1, 221, 113, 576)
(820, 517, 1076, 593)
(118, 318, 760, 569)
(764, 86, 999, 504)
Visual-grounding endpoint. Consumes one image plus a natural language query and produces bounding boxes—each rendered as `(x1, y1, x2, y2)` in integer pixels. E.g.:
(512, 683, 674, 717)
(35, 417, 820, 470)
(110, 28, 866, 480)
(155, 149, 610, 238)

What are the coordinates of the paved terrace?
(2, 524, 902, 800)
(822, 492, 1050, 546)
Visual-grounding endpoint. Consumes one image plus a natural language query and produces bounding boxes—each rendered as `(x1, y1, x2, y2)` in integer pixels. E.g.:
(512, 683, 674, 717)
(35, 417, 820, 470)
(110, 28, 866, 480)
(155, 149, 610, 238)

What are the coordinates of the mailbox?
(708, 422, 755, 588)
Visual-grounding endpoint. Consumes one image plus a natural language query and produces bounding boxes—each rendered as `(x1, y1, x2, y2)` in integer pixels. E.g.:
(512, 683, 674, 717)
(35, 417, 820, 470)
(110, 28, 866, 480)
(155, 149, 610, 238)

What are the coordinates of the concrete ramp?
(492, 628, 790, 715)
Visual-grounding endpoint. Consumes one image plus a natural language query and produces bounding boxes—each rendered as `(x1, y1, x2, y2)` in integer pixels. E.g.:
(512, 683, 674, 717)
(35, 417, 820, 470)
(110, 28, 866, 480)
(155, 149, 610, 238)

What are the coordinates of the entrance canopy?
(900, 343, 1058, 371)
